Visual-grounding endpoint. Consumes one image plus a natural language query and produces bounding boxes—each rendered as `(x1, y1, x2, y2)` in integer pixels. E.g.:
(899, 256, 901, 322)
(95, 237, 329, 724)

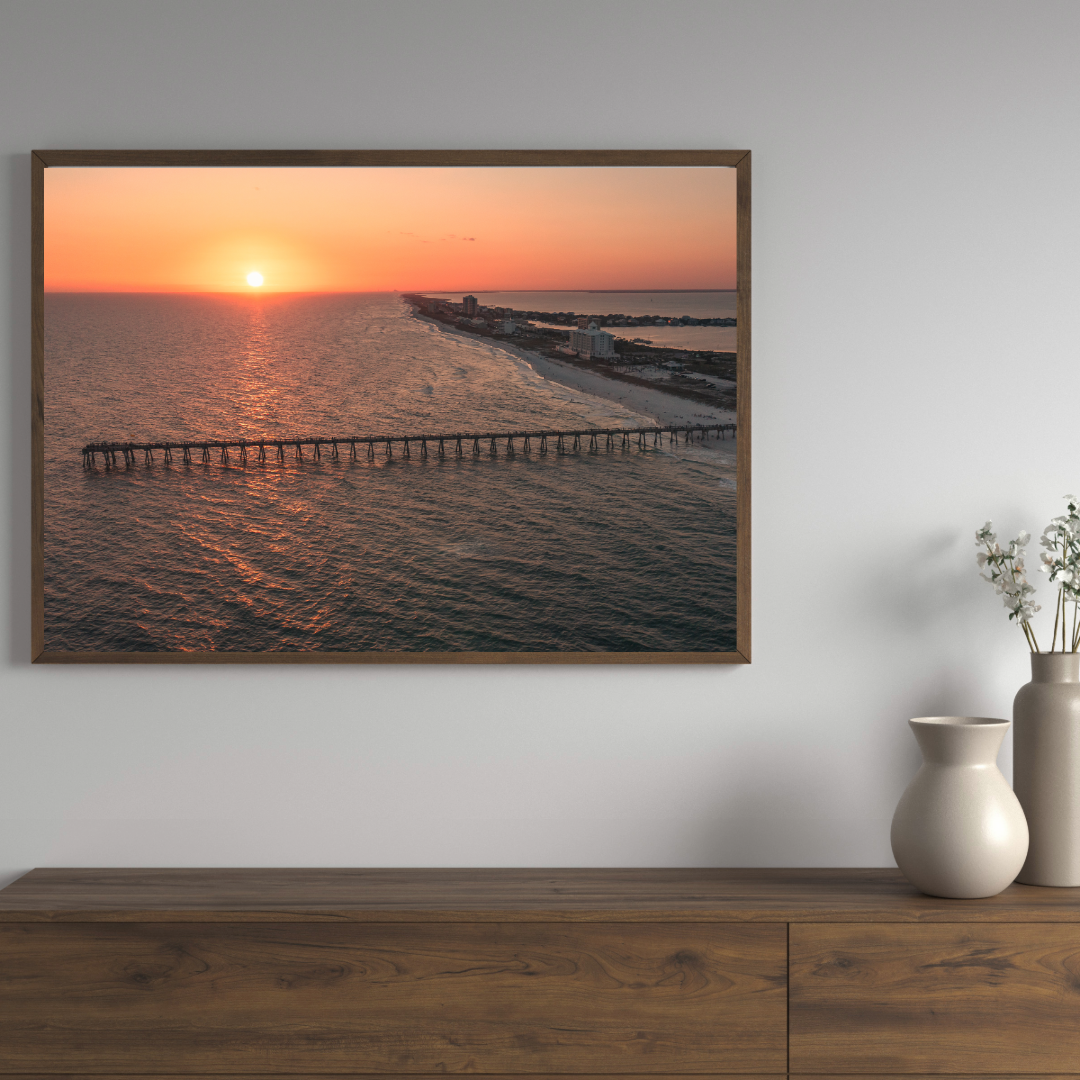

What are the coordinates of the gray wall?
(2, 0, 1078, 882)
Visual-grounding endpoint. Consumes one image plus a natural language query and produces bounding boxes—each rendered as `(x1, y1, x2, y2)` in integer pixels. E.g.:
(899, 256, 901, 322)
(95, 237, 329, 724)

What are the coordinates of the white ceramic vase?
(1013, 652, 1080, 886)
(891, 716, 1029, 898)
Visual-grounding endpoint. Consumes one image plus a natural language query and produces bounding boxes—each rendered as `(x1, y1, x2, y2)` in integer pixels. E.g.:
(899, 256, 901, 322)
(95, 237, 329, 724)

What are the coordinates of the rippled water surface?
(44, 293, 736, 653)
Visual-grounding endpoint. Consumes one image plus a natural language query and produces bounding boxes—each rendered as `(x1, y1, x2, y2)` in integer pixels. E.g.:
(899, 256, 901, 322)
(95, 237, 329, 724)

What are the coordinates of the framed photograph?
(31, 150, 750, 663)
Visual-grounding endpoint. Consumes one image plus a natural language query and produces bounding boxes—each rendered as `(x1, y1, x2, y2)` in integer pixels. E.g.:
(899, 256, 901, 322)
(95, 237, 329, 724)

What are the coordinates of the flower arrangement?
(977, 495, 1080, 653)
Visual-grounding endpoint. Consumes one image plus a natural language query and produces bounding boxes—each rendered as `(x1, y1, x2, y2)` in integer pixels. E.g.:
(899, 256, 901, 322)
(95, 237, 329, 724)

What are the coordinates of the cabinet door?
(790, 924, 1080, 1073)
(0, 922, 786, 1074)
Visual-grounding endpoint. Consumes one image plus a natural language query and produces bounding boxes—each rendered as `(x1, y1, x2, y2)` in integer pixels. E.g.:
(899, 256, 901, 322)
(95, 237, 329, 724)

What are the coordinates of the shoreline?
(408, 307, 736, 431)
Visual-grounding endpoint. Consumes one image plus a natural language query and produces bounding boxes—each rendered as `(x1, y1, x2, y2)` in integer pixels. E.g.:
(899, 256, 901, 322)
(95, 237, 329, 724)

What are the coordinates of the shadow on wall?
(687, 751, 897, 866)
(861, 520, 1021, 735)
(688, 661, 1009, 868)
(871, 527, 983, 639)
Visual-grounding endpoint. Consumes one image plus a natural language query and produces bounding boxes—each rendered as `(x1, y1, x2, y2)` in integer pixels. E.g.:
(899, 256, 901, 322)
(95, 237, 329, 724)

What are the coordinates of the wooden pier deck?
(80, 423, 735, 468)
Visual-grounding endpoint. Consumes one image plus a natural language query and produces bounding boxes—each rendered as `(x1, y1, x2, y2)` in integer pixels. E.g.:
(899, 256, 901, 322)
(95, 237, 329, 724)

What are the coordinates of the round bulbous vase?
(891, 717, 1029, 898)
(1013, 652, 1080, 886)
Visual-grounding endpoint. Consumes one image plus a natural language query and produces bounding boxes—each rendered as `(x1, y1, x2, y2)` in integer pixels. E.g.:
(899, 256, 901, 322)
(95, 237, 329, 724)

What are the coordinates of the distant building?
(501, 320, 517, 334)
(576, 315, 589, 329)
(462, 294, 478, 316)
(569, 324, 616, 359)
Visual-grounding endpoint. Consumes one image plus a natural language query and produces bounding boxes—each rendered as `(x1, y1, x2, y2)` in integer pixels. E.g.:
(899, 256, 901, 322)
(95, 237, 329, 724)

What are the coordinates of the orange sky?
(45, 166, 736, 293)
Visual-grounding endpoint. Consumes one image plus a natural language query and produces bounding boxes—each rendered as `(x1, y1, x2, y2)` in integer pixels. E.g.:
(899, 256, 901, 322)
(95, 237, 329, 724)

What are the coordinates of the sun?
(246, 271, 264, 287)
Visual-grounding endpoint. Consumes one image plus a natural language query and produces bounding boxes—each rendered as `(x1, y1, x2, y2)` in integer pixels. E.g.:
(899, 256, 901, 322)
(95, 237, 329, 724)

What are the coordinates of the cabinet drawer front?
(791, 924, 1080, 1073)
(0, 922, 786, 1073)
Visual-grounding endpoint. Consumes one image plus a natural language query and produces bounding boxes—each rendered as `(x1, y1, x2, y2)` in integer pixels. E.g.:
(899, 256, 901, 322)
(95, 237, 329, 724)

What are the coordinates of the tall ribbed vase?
(1013, 652, 1080, 886)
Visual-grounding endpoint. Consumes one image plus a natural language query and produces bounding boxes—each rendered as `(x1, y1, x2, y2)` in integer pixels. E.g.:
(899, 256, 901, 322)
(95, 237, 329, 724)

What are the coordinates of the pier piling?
(80, 422, 736, 472)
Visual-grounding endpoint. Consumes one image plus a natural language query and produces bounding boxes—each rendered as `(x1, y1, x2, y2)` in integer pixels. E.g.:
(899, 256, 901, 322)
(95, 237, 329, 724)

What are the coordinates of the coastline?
(408, 306, 736, 431)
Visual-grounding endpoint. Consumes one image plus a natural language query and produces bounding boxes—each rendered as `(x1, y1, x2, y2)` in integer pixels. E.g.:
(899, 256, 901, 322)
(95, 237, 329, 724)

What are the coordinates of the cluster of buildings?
(599, 314, 735, 328)
(417, 295, 618, 360)
(495, 308, 735, 328)
(427, 295, 521, 336)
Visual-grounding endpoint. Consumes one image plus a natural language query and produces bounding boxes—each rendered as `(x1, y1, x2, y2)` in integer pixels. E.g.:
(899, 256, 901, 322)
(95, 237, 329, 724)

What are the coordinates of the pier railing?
(80, 423, 735, 467)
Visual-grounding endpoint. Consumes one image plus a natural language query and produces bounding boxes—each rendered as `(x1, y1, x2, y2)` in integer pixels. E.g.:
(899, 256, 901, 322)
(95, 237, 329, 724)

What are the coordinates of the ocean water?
(44, 292, 737, 653)
(426, 290, 737, 350)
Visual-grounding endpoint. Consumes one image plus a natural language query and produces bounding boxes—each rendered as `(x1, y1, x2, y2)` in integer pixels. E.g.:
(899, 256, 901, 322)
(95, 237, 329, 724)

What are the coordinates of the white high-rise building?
(569, 321, 616, 359)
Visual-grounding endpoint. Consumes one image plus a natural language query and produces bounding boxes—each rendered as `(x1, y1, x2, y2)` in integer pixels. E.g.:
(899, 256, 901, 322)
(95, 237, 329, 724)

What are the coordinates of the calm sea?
(44, 292, 736, 653)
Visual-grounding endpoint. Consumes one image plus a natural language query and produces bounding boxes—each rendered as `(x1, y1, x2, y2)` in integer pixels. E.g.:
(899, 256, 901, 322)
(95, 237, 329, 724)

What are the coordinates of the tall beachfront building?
(569, 322, 616, 359)
(462, 294, 478, 316)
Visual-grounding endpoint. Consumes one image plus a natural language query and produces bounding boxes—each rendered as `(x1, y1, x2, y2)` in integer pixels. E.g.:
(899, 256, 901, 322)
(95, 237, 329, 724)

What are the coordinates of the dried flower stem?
(1038, 496, 1080, 653)
(979, 498, 1080, 653)
(976, 524, 1040, 650)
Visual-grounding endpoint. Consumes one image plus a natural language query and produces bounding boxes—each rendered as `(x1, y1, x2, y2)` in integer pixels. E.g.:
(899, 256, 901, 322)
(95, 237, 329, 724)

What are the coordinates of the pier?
(80, 423, 735, 468)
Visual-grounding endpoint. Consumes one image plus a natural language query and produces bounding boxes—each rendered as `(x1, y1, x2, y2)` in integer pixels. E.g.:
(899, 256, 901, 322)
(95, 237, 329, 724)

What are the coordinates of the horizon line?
(417, 288, 736, 294)
(44, 286, 737, 296)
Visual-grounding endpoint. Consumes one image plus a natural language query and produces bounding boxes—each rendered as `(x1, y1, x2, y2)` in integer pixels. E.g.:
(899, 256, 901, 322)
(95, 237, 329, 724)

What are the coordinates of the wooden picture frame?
(31, 150, 750, 664)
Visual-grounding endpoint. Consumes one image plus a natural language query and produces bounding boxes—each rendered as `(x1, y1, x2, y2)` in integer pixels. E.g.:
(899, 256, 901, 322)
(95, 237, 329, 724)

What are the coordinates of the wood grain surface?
(34, 150, 750, 168)
(0, 922, 786, 1073)
(30, 152, 45, 660)
(3, 867, 1080, 922)
(734, 150, 750, 662)
(790, 923, 1080, 1073)
(33, 649, 743, 665)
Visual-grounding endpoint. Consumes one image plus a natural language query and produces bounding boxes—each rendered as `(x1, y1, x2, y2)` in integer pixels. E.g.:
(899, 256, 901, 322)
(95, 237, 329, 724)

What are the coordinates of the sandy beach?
(411, 308, 736, 430)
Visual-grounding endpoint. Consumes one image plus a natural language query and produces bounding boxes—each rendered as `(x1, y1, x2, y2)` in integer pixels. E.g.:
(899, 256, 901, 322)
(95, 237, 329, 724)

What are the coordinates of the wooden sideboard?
(2, 868, 1080, 1076)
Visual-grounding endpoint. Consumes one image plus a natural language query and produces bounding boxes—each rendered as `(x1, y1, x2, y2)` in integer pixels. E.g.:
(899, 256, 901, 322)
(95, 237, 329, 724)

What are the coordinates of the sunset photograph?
(41, 160, 743, 657)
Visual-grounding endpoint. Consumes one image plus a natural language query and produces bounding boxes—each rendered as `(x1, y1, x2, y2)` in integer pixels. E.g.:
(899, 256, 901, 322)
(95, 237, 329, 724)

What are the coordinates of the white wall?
(2, 0, 1078, 884)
